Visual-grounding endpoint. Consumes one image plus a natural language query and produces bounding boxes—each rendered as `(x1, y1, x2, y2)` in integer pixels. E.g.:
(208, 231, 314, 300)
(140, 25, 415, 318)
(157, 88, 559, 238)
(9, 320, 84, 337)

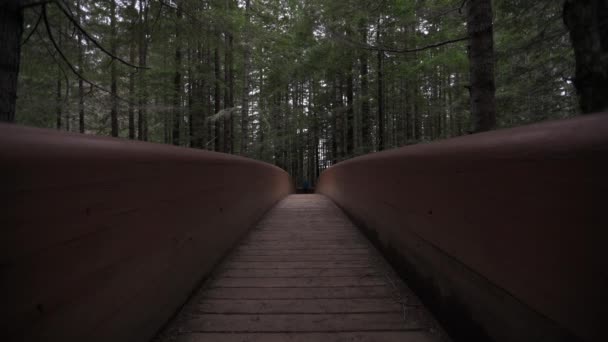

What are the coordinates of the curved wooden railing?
(0, 124, 293, 342)
(317, 114, 608, 342)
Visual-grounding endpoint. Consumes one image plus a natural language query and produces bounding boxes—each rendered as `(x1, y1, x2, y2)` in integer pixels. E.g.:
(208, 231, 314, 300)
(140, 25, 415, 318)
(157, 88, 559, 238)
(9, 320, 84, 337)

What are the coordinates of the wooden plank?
(236, 244, 370, 250)
(217, 268, 379, 278)
(232, 248, 369, 256)
(155, 195, 447, 342)
(210, 276, 386, 288)
(245, 232, 359, 237)
(227, 254, 371, 262)
(243, 238, 365, 244)
(197, 298, 402, 314)
(224, 261, 373, 269)
(201, 287, 394, 300)
(182, 313, 422, 332)
(176, 331, 440, 342)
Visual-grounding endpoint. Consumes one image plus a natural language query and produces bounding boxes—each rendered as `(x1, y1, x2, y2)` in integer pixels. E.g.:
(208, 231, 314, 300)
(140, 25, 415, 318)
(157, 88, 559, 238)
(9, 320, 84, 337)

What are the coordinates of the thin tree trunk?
(191, 42, 205, 148)
(359, 18, 371, 153)
(110, 0, 119, 137)
(172, 1, 182, 146)
(273, 91, 282, 168)
(377, 24, 385, 151)
(187, 46, 193, 147)
(206, 45, 213, 149)
(137, 0, 149, 141)
(0, 0, 22, 122)
(456, 72, 463, 135)
(311, 79, 319, 184)
(56, 16, 63, 130)
(77, 0, 85, 133)
(405, 77, 412, 143)
(214, 41, 222, 152)
(467, 0, 497, 132)
(128, 0, 137, 139)
(331, 79, 338, 164)
(56, 72, 62, 130)
(336, 77, 344, 160)
(346, 68, 354, 156)
(413, 75, 420, 141)
(224, 29, 233, 153)
(241, 0, 251, 155)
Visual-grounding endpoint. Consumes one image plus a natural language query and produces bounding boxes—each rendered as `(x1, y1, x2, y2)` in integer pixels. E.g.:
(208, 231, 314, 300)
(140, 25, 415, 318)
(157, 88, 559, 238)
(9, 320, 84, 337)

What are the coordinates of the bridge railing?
(317, 114, 608, 342)
(0, 124, 293, 342)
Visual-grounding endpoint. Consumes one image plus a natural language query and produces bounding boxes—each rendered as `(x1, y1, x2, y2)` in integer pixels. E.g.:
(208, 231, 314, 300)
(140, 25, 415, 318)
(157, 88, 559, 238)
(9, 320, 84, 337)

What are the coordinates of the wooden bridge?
(156, 194, 444, 342)
(1, 114, 607, 342)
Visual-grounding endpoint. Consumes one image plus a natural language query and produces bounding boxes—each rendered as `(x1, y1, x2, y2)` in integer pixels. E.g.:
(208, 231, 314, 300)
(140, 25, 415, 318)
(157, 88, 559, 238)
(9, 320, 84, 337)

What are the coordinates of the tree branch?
(21, 8, 43, 46)
(36, 29, 70, 103)
(369, 36, 469, 54)
(42, 4, 138, 106)
(51, 0, 148, 69)
(330, 25, 469, 54)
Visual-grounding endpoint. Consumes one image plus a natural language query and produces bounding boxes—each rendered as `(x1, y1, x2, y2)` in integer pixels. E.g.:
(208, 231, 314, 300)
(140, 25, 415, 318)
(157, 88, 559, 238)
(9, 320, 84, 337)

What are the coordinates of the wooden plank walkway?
(155, 195, 447, 342)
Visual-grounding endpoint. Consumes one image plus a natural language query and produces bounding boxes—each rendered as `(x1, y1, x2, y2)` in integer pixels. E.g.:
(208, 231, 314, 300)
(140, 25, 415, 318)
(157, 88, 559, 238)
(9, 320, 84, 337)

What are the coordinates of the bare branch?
(369, 36, 469, 54)
(329, 25, 468, 54)
(21, 8, 43, 46)
(42, 4, 138, 106)
(51, 0, 148, 69)
(36, 29, 70, 103)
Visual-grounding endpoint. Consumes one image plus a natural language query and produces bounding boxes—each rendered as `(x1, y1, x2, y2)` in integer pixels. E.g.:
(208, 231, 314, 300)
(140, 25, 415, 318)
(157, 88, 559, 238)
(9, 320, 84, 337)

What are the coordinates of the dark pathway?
(156, 195, 447, 342)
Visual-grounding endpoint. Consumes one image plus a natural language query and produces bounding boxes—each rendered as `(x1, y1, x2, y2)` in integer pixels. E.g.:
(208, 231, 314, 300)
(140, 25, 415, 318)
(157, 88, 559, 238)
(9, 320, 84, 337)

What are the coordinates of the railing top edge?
(0, 123, 287, 174)
(330, 113, 608, 169)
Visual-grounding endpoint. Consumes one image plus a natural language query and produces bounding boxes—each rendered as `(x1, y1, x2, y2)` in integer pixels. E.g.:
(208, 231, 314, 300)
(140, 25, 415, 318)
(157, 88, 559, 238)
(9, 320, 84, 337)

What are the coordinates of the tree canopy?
(13, 0, 579, 186)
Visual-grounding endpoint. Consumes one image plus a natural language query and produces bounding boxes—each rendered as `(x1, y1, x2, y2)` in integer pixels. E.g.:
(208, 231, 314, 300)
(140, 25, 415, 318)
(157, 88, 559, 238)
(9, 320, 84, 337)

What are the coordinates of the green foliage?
(16, 0, 578, 184)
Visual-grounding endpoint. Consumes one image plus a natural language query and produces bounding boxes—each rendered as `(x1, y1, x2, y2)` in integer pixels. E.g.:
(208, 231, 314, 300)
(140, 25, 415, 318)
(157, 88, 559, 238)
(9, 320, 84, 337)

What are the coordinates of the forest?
(2, 0, 606, 187)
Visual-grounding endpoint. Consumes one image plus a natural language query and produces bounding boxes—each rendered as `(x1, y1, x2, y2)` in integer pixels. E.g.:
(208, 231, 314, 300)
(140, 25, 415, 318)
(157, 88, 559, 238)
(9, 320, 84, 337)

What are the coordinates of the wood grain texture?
(0, 124, 293, 342)
(156, 195, 446, 342)
(317, 114, 608, 342)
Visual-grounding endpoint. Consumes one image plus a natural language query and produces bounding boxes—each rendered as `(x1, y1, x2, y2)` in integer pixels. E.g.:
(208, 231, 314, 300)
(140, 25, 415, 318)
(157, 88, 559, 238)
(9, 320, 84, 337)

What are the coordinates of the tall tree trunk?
(413, 81, 420, 141)
(172, 1, 182, 146)
(110, 0, 119, 137)
(335, 77, 344, 160)
(77, 0, 85, 133)
(137, 0, 149, 141)
(0, 0, 22, 123)
(377, 24, 385, 151)
(564, 0, 608, 113)
(346, 68, 354, 156)
(330, 79, 338, 164)
(191, 43, 205, 149)
(405, 77, 412, 143)
(206, 45, 213, 149)
(241, 0, 251, 155)
(128, 0, 137, 139)
(359, 18, 371, 153)
(187, 46, 193, 147)
(311, 79, 319, 184)
(466, 0, 497, 133)
(56, 16, 63, 130)
(224, 29, 233, 154)
(56, 71, 62, 130)
(455, 72, 463, 135)
(56, 18, 63, 130)
(214, 41, 222, 152)
(273, 92, 282, 168)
